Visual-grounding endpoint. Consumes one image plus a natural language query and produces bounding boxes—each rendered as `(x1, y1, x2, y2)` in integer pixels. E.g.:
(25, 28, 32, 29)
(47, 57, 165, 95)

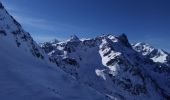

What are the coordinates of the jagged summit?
(0, 2, 4, 9)
(67, 35, 80, 42)
(117, 33, 132, 48)
(50, 39, 60, 44)
(132, 42, 155, 56)
(132, 42, 170, 64)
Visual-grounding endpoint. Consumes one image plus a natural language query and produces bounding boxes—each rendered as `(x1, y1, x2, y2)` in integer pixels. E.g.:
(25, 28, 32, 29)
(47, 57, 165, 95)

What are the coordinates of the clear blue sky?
(1, 0, 170, 52)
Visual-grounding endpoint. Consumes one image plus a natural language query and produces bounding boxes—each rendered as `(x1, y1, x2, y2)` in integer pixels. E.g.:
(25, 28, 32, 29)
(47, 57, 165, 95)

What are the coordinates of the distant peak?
(132, 42, 155, 56)
(71, 35, 79, 39)
(50, 39, 59, 44)
(136, 42, 151, 46)
(133, 42, 154, 50)
(68, 35, 80, 42)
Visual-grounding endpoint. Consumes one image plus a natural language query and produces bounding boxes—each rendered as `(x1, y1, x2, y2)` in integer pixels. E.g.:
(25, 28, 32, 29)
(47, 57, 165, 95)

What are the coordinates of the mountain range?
(0, 1, 170, 100)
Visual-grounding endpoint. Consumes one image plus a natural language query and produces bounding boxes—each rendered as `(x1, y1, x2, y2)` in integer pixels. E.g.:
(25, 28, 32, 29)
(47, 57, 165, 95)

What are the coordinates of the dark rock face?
(41, 42, 54, 53)
(31, 45, 44, 59)
(117, 34, 132, 48)
(0, 30, 6, 36)
(15, 39, 21, 47)
(62, 58, 78, 66)
(0, 2, 4, 9)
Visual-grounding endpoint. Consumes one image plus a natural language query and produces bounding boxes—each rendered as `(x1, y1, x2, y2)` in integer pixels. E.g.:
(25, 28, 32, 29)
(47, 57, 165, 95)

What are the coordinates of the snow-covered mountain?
(41, 34, 170, 100)
(0, 2, 108, 100)
(132, 42, 170, 96)
(132, 42, 170, 66)
(1, 1, 170, 99)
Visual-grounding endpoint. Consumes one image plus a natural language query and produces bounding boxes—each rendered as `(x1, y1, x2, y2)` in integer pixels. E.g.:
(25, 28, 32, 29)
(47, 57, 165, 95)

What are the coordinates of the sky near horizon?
(1, 0, 170, 52)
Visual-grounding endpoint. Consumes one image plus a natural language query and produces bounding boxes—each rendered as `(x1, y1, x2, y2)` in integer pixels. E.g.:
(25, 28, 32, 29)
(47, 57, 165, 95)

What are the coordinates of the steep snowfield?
(0, 36, 107, 100)
(41, 34, 169, 100)
(0, 2, 107, 100)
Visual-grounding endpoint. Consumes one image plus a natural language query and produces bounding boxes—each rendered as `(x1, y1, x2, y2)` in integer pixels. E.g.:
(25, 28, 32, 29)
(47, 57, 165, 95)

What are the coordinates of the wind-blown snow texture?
(0, 2, 107, 100)
(41, 34, 170, 100)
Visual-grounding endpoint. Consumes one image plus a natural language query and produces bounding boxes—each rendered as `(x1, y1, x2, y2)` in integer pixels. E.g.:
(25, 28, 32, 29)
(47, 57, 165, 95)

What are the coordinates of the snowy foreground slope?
(0, 2, 107, 100)
(41, 34, 170, 100)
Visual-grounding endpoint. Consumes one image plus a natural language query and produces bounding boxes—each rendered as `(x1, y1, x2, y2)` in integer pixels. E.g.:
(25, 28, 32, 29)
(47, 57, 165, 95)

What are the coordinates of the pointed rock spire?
(0, 2, 4, 9)
(50, 39, 59, 44)
(118, 33, 132, 48)
(68, 35, 80, 42)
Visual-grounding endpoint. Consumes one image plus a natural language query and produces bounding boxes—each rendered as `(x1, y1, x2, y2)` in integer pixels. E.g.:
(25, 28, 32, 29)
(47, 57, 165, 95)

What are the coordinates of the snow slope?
(41, 34, 169, 100)
(0, 2, 107, 100)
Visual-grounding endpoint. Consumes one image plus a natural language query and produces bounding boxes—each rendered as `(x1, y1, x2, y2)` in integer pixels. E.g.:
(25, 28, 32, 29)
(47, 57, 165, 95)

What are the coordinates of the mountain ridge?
(1, 1, 170, 99)
(41, 34, 170, 99)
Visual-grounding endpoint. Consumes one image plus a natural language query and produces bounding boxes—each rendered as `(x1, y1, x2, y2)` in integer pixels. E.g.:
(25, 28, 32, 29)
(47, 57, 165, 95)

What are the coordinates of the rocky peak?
(132, 42, 155, 55)
(132, 42, 170, 65)
(117, 33, 132, 48)
(50, 39, 59, 44)
(0, 2, 4, 9)
(68, 35, 80, 42)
